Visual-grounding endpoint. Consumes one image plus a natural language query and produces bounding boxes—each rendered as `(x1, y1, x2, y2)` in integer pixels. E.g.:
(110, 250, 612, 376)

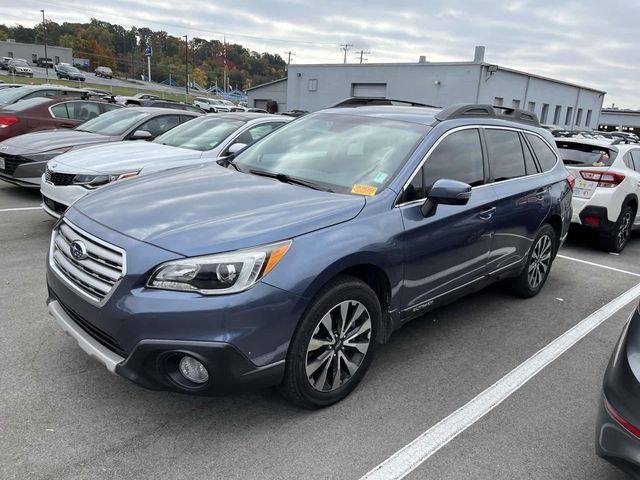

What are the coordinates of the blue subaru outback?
(47, 103, 573, 408)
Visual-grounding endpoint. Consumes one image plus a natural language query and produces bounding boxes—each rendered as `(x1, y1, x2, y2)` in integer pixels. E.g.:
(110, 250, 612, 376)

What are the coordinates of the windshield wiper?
(248, 169, 328, 191)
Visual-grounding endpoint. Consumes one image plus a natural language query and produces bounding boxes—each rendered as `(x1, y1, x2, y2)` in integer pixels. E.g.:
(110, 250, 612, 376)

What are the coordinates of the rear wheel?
(600, 205, 634, 253)
(509, 224, 556, 298)
(279, 276, 380, 409)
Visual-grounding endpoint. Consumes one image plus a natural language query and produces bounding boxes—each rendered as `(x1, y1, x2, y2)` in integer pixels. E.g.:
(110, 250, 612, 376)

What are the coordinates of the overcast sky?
(3, 0, 639, 108)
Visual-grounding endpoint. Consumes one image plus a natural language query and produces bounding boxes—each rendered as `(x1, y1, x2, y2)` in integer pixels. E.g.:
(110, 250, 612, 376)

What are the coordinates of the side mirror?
(227, 142, 247, 156)
(131, 130, 153, 141)
(421, 179, 472, 217)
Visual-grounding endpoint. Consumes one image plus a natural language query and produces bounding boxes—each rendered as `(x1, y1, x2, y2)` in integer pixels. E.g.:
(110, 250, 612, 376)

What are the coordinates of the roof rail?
(434, 103, 540, 127)
(328, 97, 440, 108)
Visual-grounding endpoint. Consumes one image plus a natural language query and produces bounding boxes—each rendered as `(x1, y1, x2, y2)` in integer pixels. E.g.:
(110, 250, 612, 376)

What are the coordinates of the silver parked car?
(40, 113, 291, 217)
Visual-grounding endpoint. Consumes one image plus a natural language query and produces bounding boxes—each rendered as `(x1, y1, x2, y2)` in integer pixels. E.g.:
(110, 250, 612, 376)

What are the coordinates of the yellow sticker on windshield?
(351, 184, 378, 196)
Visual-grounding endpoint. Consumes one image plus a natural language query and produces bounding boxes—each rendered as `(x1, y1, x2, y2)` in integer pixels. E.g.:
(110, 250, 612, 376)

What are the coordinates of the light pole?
(40, 9, 48, 81)
(183, 35, 189, 96)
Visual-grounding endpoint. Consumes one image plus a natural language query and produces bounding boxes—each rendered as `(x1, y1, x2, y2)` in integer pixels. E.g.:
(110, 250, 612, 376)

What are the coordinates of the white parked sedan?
(40, 113, 290, 217)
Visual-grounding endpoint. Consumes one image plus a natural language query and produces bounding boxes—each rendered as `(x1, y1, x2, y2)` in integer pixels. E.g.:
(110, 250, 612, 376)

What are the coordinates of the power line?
(340, 43, 354, 64)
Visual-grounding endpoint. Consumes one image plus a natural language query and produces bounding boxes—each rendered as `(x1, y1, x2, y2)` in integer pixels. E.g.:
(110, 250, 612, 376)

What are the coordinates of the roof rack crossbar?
(434, 103, 540, 127)
(328, 97, 440, 108)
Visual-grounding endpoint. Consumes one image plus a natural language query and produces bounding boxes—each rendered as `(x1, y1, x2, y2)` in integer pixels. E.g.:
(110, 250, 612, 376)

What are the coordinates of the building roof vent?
(418, 55, 427, 63)
(474, 46, 485, 63)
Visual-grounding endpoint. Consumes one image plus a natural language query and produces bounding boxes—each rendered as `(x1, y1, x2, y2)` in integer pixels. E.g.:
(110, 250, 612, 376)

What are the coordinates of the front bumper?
(0, 159, 46, 187)
(47, 298, 285, 395)
(40, 179, 88, 218)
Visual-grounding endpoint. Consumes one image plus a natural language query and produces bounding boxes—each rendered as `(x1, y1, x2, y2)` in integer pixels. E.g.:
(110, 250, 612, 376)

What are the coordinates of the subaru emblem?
(70, 240, 88, 261)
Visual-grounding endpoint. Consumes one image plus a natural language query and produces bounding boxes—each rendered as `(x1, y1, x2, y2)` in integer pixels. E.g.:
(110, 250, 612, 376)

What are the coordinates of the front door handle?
(479, 206, 496, 220)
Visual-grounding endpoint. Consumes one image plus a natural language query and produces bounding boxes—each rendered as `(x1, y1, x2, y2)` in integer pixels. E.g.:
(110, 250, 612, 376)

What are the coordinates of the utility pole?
(284, 50, 294, 65)
(183, 35, 189, 96)
(340, 43, 353, 64)
(223, 35, 227, 93)
(355, 50, 370, 64)
(40, 10, 48, 80)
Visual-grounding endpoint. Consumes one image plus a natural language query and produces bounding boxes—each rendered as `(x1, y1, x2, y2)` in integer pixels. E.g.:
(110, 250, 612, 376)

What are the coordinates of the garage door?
(351, 83, 387, 98)
(254, 99, 269, 109)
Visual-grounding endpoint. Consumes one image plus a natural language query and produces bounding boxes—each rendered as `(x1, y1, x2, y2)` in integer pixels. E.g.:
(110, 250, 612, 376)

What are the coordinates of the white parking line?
(360, 282, 640, 480)
(557, 254, 640, 278)
(0, 206, 42, 212)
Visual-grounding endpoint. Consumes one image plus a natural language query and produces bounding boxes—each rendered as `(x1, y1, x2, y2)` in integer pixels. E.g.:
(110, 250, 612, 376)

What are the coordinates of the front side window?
(485, 129, 526, 181)
(233, 112, 429, 195)
(138, 115, 182, 137)
(526, 134, 558, 171)
(232, 123, 282, 147)
(404, 129, 484, 202)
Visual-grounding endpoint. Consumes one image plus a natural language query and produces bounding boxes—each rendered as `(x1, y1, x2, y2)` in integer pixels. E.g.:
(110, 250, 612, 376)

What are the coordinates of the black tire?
(600, 205, 634, 253)
(279, 275, 380, 409)
(509, 224, 557, 298)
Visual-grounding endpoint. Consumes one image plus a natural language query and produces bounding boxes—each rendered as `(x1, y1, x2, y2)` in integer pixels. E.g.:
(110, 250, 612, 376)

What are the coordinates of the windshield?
(233, 112, 429, 194)
(75, 109, 149, 135)
(2, 97, 51, 111)
(13, 61, 29, 67)
(68, 67, 81, 73)
(556, 142, 617, 167)
(0, 86, 31, 104)
(154, 117, 244, 151)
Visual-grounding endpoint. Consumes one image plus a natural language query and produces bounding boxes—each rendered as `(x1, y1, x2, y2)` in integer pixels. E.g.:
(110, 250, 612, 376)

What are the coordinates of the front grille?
(57, 298, 126, 357)
(50, 220, 126, 303)
(45, 168, 76, 186)
(42, 195, 68, 215)
(0, 154, 30, 176)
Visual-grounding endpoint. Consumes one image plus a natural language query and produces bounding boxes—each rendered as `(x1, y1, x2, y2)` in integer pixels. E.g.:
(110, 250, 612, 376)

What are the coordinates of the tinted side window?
(623, 153, 635, 170)
(526, 134, 558, 171)
(233, 123, 279, 146)
(521, 134, 539, 175)
(485, 129, 526, 181)
(406, 129, 484, 202)
(138, 115, 181, 137)
(50, 104, 69, 119)
(102, 104, 121, 113)
(67, 102, 101, 121)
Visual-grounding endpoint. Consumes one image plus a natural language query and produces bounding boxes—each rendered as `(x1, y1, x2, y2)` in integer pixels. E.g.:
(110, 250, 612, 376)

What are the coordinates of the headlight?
(147, 240, 292, 295)
(72, 171, 139, 189)
(25, 147, 72, 162)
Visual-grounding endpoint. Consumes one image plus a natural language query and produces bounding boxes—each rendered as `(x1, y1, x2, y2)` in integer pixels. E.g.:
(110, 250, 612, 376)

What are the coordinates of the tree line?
(0, 19, 287, 90)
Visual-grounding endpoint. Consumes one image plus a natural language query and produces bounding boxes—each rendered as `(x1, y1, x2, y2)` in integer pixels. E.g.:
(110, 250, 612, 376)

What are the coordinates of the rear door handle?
(535, 187, 546, 199)
(479, 206, 496, 220)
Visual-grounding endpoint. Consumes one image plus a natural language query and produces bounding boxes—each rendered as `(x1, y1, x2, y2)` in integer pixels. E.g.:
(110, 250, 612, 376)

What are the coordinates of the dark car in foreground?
(46, 103, 573, 408)
(0, 97, 122, 141)
(0, 107, 199, 187)
(596, 302, 640, 478)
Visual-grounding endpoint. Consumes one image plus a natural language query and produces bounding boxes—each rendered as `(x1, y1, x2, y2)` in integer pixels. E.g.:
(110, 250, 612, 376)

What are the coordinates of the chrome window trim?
(396, 125, 560, 208)
(48, 218, 127, 307)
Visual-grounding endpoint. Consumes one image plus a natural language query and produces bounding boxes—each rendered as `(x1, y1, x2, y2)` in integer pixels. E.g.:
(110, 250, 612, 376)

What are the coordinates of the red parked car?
(0, 97, 122, 141)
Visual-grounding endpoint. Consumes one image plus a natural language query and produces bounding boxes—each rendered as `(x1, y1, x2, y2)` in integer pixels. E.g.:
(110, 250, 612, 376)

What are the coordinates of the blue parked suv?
(46, 103, 573, 408)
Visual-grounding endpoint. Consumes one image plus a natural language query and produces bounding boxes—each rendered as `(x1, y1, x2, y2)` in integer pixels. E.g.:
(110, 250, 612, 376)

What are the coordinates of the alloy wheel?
(617, 211, 633, 250)
(305, 300, 372, 392)
(528, 234, 553, 289)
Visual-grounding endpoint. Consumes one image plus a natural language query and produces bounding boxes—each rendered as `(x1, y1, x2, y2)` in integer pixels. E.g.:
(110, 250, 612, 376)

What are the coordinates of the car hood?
(0, 130, 111, 154)
(72, 163, 366, 256)
(52, 141, 204, 174)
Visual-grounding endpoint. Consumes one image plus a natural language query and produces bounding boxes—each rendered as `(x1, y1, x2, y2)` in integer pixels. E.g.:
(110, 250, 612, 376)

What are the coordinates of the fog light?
(178, 356, 209, 384)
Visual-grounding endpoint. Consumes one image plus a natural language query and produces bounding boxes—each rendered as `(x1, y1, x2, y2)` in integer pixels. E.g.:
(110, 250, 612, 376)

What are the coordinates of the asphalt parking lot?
(1, 182, 639, 480)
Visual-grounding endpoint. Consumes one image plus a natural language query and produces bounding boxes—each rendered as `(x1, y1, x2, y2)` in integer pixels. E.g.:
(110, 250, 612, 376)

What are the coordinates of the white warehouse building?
(248, 46, 606, 130)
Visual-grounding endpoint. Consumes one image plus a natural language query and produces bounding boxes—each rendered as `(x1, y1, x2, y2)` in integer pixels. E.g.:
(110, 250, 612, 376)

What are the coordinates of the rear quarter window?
(526, 134, 558, 171)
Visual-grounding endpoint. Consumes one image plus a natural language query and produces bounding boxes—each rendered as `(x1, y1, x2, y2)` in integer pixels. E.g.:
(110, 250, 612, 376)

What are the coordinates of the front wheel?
(509, 224, 557, 298)
(279, 276, 380, 408)
(600, 205, 634, 253)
